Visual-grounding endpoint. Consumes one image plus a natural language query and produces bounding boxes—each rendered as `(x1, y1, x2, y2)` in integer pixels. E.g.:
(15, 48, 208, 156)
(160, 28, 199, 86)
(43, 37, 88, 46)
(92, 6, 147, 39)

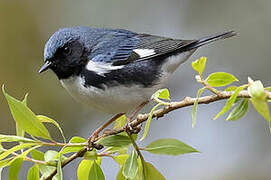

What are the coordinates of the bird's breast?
(60, 76, 161, 114)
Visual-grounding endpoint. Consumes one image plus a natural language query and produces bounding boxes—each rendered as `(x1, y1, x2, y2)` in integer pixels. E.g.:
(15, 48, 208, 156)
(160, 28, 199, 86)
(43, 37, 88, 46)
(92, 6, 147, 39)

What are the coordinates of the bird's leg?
(125, 101, 149, 132)
(88, 112, 125, 149)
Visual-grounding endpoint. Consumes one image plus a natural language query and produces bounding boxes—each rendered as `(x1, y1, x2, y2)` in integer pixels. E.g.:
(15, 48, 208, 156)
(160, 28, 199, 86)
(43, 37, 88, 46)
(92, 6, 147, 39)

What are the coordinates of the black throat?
(51, 64, 84, 80)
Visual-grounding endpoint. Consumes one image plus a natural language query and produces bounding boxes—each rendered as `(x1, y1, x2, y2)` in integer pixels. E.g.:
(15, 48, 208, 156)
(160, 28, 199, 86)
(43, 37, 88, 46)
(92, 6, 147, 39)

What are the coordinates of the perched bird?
(39, 26, 236, 114)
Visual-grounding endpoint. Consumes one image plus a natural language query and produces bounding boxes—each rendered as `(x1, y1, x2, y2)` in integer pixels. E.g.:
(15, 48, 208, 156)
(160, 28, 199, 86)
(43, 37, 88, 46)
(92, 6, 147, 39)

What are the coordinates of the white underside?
(61, 77, 162, 113)
(60, 50, 195, 114)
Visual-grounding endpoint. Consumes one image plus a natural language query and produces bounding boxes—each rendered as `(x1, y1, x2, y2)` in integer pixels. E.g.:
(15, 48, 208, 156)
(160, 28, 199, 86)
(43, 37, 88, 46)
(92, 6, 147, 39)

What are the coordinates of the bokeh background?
(1, 0, 271, 179)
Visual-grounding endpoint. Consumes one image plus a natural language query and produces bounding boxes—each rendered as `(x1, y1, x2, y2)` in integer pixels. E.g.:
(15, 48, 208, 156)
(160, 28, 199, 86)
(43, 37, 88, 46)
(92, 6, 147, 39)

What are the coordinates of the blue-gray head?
(39, 26, 99, 79)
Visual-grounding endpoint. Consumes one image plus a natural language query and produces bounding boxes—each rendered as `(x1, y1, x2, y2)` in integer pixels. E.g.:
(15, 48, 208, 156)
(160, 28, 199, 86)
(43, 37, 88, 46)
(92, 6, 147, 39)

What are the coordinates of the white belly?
(60, 76, 162, 114)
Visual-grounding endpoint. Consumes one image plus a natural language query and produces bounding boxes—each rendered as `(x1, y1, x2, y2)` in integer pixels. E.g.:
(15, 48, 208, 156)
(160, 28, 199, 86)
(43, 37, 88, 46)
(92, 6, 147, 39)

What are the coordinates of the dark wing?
(89, 30, 195, 65)
(112, 34, 195, 66)
(88, 30, 139, 63)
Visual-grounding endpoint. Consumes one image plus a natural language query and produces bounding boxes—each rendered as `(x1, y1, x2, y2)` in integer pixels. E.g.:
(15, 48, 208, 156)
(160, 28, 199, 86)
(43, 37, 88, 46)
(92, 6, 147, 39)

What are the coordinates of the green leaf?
(104, 146, 128, 154)
(227, 99, 249, 121)
(2, 86, 51, 140)
(37, 115, 66, 143)
(116, 167, 126, 180)
(44, 150, 58, 162)
(0, 135, 35, 143)
(137, 159, 144, 180)
(30, 149, 44, 161)
(265, 86, 271, 92)
(88, 160, 105, 180)
(0, 158, 13, 169)
(192, 88, 205, 128)
(151, 88, 170, 100)
(117, 165, 143, 180)
(192, 56, 207, 76)
(16, 145, 41, 161)
(144, 162, 165, 180)
(225, 86, 238, 91)
(8, 158, 23, 180)
(16, 124, 25, 139)
(96, 134, 131, 147)
(16, 93, 28, 139)
(30, 150, 56, 180)
(248, 79, 267, 100)
(114, 115, 126, 129)
(251, 98, 271, 122)
(123, 150, 138, 179)
(27, 164, 39, 180)
(140, 103, 161, 141)
(96, 157, 102, 166)
(77, 160, 93, 180)
(0, 155, 12, 180)
(144, 138, 198, 156)
(0, 143, 34, 160)
(206, 72, 238, 87)
(61, 136, 86, 154)
(4, 146, 40, 169)
(114, 154, 129, 166)
(83, 151, 97, 161)
(22, 93, 28, 105)
(69, 136, 86, 143)
(40, 166, 56, 180)
(55, 156, 63, 180)
(214, 85, 247, 120)
(248, 79, 270, 123)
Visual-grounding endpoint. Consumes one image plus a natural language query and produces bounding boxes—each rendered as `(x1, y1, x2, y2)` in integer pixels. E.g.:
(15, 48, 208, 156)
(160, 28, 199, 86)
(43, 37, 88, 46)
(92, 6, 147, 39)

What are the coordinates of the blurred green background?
(1, 0, 271, 179)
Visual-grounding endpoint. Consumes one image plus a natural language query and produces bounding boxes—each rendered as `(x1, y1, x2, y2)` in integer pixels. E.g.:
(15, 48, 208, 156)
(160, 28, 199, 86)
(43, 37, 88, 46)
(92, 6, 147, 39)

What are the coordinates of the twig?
(4, 150, 48, 166)
(96, 90, 271, 140)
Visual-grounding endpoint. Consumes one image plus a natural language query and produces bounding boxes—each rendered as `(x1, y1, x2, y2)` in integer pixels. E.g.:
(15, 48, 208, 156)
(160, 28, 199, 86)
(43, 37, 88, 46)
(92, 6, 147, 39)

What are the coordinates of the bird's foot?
(124, 101, 148, 134)
(124, 121, 133, 133)
(87, 132, 98, 150)
(124, 122, 141, 135)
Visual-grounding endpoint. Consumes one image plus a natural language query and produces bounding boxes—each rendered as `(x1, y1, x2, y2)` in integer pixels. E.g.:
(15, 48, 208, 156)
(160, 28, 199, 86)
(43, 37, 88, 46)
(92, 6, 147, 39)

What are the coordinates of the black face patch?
(49, 40, 88, 79)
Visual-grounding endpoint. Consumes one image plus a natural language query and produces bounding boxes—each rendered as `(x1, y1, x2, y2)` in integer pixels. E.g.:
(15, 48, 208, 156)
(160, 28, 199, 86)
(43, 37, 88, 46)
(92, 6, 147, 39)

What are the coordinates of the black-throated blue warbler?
(39, 26, 236, 114)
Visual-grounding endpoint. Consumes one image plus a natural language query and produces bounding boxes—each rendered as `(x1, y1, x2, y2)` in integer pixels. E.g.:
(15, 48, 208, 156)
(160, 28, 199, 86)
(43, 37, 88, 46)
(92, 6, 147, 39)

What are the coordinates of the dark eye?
(63, 46, 72, 56)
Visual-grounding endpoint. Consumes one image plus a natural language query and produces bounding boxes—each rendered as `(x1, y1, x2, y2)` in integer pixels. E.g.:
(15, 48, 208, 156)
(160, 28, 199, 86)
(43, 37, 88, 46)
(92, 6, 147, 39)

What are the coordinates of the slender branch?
(44, 89, 271, 179)
(132, 90, 271, 126)
(4, 149, 48, 166)
(97, 152, 114, 158)
(200, 80, 221, 95)
(97, 90, 271, 139)
(36, 141, 86, 147)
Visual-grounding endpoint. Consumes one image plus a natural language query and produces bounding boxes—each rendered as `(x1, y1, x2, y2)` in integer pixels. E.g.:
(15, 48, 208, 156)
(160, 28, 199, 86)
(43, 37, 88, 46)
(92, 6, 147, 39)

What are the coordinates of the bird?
(39, 26, 236, 114)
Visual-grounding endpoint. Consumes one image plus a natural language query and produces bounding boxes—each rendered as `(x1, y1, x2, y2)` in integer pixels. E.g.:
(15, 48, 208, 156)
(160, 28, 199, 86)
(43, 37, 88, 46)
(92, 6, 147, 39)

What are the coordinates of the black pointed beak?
(39, 61, 52, 73)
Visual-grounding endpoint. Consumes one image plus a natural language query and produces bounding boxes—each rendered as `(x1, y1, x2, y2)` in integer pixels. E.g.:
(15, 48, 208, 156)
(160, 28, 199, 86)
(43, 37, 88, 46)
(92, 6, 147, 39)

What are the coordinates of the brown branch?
(44, 90, 271, 179)
(98, 90, 271, 139)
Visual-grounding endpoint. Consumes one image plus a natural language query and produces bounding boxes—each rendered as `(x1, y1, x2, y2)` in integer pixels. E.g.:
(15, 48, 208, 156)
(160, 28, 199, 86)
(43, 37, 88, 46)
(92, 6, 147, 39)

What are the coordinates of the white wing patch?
(133, 49, 155, 58)
(86, 61, 124, 76)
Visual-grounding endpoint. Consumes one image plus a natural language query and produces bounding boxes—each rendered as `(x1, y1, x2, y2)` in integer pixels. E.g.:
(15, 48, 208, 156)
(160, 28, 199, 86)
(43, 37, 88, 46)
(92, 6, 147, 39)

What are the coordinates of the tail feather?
(184, 31, 237, 51)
